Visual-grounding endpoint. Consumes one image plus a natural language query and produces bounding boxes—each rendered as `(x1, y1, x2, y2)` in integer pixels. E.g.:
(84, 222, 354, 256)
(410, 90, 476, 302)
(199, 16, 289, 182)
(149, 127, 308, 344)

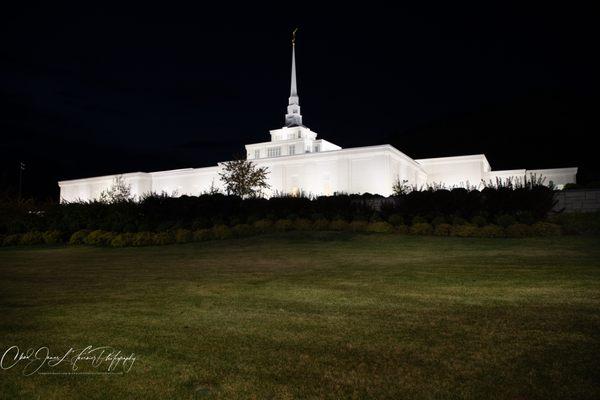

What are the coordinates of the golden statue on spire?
(292, 27, 298, 46)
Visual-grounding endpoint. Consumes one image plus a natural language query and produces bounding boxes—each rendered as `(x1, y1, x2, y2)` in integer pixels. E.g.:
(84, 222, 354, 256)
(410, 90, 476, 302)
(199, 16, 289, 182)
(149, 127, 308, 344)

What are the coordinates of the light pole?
(18, 161, 25, 200)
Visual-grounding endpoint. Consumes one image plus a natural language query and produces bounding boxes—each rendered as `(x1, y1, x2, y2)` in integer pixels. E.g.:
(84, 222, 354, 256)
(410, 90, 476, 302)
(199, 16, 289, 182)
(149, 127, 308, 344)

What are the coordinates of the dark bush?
(470, 215, 487, 227)
(84, 230, 116, 246)
(434, 223, 452, 236)
(132, 232, 154, 246)
(231, 224, 255, 237)
(516, 211, 535, 225)
(479, 225, 504, 238)
(531, 222, 561, 237)
(20, 231, 44, 245)
(549, 212, 600, 235)
(451, 216, 468, 226)
(153, 232, 175, 245)
(431, 216, 447, 227)
(111, 233, 135, 247)
(274, 219, 293, 232)
(294, 218, 313, 231)
(2, 234, 21, 246)
(0, 186, 558, 236)
(395, 224, 409, 234)
(329, 219, 350, 231)
(253, 219, 273, 233)
(496, 214, 517, 228)
(388, 214, 404, 226)
(192, 229, 212, 241)
(366, 222, 394, 233)
(42, 230, 64, 245)
(505, 223, 532, 238)
(349, 220, 368, 232)
(212, 225, 233, 240)
(410, 223, 433, 236)
(451, 224, 479, 237)
(411, 216, 427, 224)
(174, 229, 193, 243)
(69, 230, 91, 245)
(313, 219, 330, 231)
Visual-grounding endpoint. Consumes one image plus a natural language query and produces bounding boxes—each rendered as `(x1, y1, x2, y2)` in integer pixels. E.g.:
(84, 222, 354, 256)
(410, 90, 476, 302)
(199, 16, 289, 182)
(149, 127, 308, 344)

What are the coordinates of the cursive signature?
(1, 345, 137, 376)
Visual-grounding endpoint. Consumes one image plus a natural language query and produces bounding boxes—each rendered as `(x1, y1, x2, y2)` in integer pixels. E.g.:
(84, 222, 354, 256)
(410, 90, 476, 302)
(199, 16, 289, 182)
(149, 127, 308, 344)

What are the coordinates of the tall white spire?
(285, 28, 303, 127)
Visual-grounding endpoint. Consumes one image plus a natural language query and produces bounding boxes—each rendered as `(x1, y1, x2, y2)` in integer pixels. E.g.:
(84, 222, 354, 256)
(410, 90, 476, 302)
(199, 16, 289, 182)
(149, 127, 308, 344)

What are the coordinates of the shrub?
(84, 230, 116, 246)
(231, 224, 255, 237)
(110, 233, 135, 247)
(505, 223, 532, 238)
(388, 214, 404, 226)
(479, 224, 504, 238)
(212, 224, 233, 240)
(294, 218, 313, 231)
(20, 231, 45, 245)
(434, 223, 452, 236)
(451, 224, 479, 237)
(192, 229, 212, 242)
(42, 230, 64, 245)
(411, 216, 427, 224)
(329, 219, 350, 231)
(470, 215, 487, 227)
(369, 213, 383, 222)
(531, 222, 561, 237)
(69, 229, 91, 245)
(274, 219, 293, 232)
(395, 224, 409, 234)
(104, 231, 117, 245)
(451, 216, 468, 226)
(410, 223, 433, 236)
(431, 216, 447, 227)
(253, 219, 272, 233)
(312, 219, 330, 231)
(516, 211, 535, 225)
(549, 212, 600, 235)
(349, 220, 368, 232)
(366, 221, 394, 233)
(153, 232, 175, 245)
(496, 214, 517, 228)
(3, 234, 21, 246)
(133, 231, 154, 246)
(174, 229, 193, 243)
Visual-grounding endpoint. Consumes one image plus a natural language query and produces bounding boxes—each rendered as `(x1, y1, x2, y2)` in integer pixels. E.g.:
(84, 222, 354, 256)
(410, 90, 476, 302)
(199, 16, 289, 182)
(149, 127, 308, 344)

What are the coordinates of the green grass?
(1, 233, 600, 399)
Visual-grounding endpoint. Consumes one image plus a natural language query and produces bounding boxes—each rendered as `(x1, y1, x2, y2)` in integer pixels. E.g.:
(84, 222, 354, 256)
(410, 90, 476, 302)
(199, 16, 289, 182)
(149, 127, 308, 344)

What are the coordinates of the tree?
(392, 178, 412, 196)
(218, 158, 270, 198)
(100, 175, 132, 203)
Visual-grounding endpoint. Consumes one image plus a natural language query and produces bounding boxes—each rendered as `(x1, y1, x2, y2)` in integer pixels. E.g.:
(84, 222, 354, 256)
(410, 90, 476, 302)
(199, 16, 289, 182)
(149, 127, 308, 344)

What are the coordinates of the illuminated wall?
(58, 146, 577, 202)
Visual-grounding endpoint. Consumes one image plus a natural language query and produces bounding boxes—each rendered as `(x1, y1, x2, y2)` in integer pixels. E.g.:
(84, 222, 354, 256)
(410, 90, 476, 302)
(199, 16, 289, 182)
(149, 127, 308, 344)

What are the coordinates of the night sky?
(1, 3, 598, 200)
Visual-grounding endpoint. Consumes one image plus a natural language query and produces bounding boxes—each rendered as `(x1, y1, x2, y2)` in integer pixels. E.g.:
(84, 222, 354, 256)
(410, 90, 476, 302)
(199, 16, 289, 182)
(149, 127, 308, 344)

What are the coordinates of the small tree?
(100, 175, 132, 203)
(392, 178, 412, 196)
(218, 158, 270, 198)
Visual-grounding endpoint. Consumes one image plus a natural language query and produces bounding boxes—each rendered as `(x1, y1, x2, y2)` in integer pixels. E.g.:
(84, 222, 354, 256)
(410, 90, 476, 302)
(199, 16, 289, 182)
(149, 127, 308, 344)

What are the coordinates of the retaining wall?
(554, 189, 600, 213)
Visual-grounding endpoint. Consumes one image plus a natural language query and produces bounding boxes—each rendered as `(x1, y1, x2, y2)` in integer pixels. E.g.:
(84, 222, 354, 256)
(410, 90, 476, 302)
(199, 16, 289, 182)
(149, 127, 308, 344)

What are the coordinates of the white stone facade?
(58, 40, 577, 202)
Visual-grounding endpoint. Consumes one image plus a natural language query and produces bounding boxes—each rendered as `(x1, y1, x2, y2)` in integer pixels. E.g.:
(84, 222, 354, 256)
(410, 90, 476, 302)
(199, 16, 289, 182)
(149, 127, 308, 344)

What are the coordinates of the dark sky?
(1, 3, 598, 199)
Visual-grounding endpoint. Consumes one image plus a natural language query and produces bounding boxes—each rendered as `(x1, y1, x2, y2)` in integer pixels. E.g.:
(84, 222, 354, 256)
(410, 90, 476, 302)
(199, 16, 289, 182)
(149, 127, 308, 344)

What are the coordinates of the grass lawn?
(1, 233, 599, 399)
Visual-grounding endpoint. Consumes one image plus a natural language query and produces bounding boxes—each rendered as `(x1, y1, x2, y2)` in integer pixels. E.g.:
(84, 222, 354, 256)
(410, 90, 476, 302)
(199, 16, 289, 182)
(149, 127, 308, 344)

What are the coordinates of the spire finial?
(285, 29, 303, 127)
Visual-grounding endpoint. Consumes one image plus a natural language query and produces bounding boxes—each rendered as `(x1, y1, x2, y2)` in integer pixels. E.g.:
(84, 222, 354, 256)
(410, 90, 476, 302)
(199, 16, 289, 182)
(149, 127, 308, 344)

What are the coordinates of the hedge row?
(1, 220, 566, 248)
(1, 187, 558, 234)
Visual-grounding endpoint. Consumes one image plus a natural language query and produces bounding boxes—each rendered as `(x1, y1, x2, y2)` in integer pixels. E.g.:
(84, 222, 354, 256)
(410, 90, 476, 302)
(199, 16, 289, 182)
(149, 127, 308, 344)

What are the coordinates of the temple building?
(58, 36, 577, 202)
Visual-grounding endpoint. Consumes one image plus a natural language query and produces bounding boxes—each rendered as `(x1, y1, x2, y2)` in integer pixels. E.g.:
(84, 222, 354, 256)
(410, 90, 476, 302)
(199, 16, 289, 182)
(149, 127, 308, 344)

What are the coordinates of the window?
(297, 131, 301, 138)
(313, 144, 320, 152)
(267, 147, 281, 157)
(254, 149, 260, 159)
(288, 145, 295, 155)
